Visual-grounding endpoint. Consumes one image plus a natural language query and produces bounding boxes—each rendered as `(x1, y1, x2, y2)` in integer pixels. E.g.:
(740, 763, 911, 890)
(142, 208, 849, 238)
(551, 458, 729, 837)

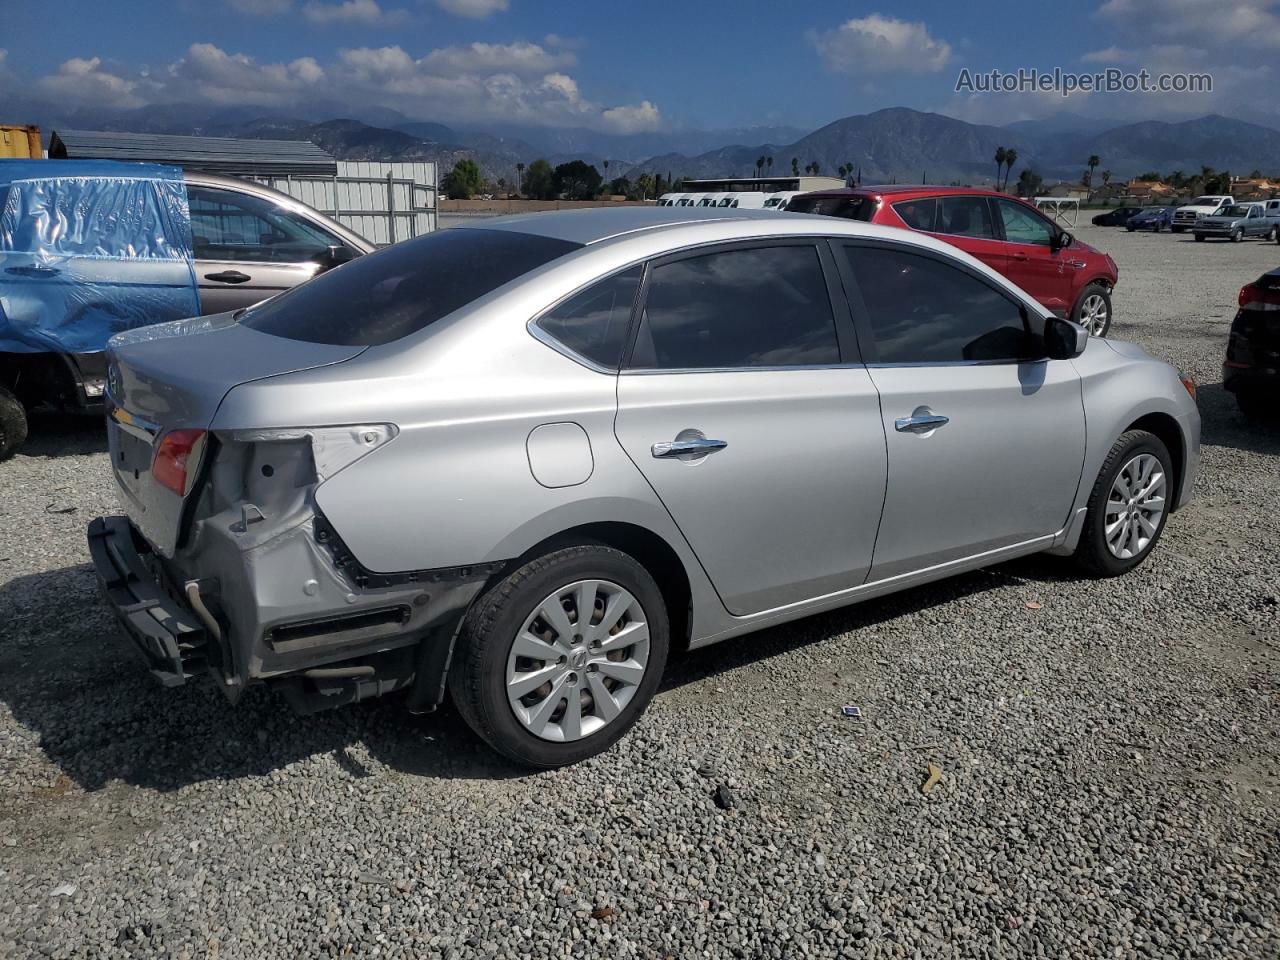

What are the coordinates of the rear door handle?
(651, 437, 728, 458)
(204, 270, 251, 284)
(1013, 252, 1029, 261)
(895, 414, 950, 433)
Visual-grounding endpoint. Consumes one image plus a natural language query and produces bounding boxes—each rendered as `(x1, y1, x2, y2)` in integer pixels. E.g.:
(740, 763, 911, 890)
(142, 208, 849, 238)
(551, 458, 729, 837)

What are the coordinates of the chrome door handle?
(651, 437, 728, 458)
(895, 414, 950, 433)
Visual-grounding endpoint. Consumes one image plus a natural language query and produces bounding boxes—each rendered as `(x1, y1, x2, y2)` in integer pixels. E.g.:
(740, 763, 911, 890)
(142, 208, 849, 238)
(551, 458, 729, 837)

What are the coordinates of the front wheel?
(0, 386, 28, 460)
(1194, 233, 1205, 242)
(1072, 283, 1112, 337)
(1074, 430, 1173, 577)
(449, 544, 670, 767)
(1231, 228, 1243, 243)
(1171, 226, 1185, 233)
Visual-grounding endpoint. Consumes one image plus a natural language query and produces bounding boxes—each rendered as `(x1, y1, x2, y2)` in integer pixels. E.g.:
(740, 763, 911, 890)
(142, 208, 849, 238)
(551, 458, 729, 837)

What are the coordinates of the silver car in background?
(89, 208, 1200, 767)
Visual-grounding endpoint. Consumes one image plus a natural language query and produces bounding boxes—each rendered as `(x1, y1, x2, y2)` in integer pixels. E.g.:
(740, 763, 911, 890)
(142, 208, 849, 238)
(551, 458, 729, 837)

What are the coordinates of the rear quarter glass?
(239, 229, 583, 346)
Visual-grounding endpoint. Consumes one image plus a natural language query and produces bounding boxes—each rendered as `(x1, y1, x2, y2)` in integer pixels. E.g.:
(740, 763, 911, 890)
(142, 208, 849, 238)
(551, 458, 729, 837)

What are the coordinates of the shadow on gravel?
(16, 412, 107, 457)
(1196, 382, 1280, 456)
(0, 564, 521, 792)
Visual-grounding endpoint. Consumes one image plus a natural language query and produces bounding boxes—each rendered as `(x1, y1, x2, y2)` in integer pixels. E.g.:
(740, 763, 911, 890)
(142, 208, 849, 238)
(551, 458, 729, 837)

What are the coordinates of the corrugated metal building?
(47, 130, 436, 242)
(48, 129, 337, 177)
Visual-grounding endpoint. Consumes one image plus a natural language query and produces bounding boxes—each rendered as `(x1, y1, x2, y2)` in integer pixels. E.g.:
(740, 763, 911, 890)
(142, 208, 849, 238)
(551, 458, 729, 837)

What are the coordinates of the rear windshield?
(240, 228, 582, 346)
(785, 195, 876, 221)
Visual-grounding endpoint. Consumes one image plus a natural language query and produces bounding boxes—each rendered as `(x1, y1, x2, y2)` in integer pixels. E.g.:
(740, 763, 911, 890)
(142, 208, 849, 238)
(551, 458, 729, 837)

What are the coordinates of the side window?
(535, 266, 641, 370)
(843, 245, 1037, 364)
(937, 197, 996, 240)
(630, 245, 839, 370)
(187, 186, 345, 264)
(892, 198, 938, 232)
(996, 200, 1054, 246)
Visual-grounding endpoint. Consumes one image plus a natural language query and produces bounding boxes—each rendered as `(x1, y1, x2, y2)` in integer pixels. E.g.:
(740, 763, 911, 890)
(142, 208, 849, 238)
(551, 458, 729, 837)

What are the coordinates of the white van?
(763, 191, 803, 211)
(721, 192, 768, 209)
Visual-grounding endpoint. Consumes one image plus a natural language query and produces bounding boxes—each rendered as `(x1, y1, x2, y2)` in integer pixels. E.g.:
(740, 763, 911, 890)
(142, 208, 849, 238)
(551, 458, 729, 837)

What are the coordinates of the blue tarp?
(0, 159, 199, 354)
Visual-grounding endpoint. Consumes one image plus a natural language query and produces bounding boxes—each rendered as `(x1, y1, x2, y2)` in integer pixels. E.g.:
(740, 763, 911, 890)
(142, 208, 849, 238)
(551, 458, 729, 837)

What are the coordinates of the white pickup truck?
(1171, 194, 1232, 233)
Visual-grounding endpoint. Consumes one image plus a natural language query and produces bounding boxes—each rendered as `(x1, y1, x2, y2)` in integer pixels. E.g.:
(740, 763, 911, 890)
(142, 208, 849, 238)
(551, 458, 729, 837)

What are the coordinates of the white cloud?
(434, 0, 508, 18)
(601, 100, 661, 134)
(29, 40, 660, 133)
(1099, 0, 1280, 49)
(810, 14, 952, 75)
(226, 0, 293, 13)
(303, 0, 408, 24)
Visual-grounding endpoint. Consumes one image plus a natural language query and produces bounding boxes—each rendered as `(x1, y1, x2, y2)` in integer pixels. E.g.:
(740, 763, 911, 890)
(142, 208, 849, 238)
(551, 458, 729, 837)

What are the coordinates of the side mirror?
(312, 244, 361, 272)
(1044, 316, 1089, 358)
(1052, 231, 1073, 252)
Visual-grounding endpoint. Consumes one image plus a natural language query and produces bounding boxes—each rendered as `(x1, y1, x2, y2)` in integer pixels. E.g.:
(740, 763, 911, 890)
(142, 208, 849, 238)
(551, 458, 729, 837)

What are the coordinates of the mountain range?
(15, 97, 1280, 186)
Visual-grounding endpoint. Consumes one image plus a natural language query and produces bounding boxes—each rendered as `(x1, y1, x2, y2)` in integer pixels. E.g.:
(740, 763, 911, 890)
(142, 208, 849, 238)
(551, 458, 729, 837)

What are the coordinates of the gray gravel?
(2, 224, 1278, 959)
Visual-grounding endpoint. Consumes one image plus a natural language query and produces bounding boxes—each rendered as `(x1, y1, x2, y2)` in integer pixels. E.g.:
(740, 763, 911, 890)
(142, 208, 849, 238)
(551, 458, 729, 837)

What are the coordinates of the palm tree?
(765, 156, 773, 176)
(1002, 149, 1018, 190)
(1101, 169, 1111, 188)
(516, 162, 525, 196)
(994, 147, 1008, 190)
(1086, 154, 1100, 199)
(603, 159, 610, 181)
(791, 157, 799, 176)
(756, 155, 766, 177)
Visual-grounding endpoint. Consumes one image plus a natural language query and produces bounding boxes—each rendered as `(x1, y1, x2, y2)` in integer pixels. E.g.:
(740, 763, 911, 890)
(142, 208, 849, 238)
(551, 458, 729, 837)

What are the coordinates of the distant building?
(1230, 176, 1280, 200)
(1045, 182, 1089, 200)
(678, 176, 846, 194)
(1125, 179, 1176, 203)
(49, 129, 339, 178)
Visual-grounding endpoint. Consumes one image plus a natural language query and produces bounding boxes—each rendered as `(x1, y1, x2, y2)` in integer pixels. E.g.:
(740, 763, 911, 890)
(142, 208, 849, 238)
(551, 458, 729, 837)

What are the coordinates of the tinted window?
(536, 266, 641, 369)
(937, 197, 996, 240)
(786, 195, 876, 221)
(843, 245, 1036, 364)
(241, 229, 582, 346)
(996, 199, 1053, 245)
(630, 245, 838, 369)
(892, 198, 938, 231)
(188, 186, 345, 263)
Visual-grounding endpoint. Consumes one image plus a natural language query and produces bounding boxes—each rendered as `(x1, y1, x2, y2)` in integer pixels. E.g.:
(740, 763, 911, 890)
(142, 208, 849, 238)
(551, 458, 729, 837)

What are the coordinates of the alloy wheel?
(505, 579, 651, 742)
(1081, 294, 1109, 336)
(1104, 453, 1167, 560)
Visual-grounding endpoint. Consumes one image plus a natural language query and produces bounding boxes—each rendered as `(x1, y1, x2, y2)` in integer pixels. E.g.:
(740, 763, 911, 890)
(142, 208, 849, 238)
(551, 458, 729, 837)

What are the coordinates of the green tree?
(1086, 154, 1100, 199)
(791, 156, 799, 176)
(553, 160, 603, 200)
(609, 176, 632, 197)
(1015, 168, 1044, 199)
(442, 157, 485, 199)
(994, 147, 1008, 190)
(634, 172, 655, 200)
(1101, 169, 1112, 188)
(756, 154, 766, 177)
(765, 156, 773, 176)
(522, 158, 555, 200)
(516, 162, 525, 195)
(1001, 148, 1017, 190)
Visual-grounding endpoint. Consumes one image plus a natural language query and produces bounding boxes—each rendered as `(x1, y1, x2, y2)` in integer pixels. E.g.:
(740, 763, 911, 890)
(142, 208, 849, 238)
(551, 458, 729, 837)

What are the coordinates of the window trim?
(991, 197, 1057, 247)
(528, 261, 646, 374)
(832, 237, 1049, 367)
(889, 197, 939, 233)
(620, 237, 861, 375)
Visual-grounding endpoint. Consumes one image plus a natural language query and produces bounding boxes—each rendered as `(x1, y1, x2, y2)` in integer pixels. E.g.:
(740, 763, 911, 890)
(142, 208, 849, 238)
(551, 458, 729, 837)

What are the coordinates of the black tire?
(1071, 282, 1112, 338)
(448, 544, 670, 768)
(1231, 228, 1243, 243)
(1126, 225, 1135, 232)
(1074, 430, 1173, 578)
(0, 386, 28, 461)
(1172, 226, 1184, 234)
(1193, 233, 1205, 242)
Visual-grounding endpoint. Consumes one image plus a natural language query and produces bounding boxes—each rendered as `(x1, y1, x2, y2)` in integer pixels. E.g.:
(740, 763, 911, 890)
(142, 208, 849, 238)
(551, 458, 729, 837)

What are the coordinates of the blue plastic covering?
(0, 159, 198, 354)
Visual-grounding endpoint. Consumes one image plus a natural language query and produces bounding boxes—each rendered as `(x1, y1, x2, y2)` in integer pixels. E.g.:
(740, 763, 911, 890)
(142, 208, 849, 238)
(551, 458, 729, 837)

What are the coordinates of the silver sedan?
(89, 208, 1201, 767)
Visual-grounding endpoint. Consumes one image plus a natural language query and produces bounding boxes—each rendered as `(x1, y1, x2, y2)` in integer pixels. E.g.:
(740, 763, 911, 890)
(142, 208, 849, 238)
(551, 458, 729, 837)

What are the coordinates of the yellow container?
(0, 125, 42, 159)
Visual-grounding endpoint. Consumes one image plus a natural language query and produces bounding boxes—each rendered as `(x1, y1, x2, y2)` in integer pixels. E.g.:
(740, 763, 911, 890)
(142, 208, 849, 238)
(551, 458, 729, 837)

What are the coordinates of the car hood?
(1070, 237, 1103, 255)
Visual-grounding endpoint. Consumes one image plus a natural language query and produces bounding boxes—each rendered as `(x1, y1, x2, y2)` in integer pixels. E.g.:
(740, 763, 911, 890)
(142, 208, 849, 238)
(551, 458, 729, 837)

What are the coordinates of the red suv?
(787, 187, 1119, 337)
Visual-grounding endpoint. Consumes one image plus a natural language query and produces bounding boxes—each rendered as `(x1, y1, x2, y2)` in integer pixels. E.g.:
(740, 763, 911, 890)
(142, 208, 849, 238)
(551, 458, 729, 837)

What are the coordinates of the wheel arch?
(1123, 411, 1187, 511)
(506, 521, 694, 652)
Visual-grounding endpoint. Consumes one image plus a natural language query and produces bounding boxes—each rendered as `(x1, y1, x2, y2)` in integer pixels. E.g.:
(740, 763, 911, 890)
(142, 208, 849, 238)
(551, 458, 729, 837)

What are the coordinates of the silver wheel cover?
(1104, 453, 1167, 560)
(1081, 293, 1109, 336)
(505, 579, 651, 742)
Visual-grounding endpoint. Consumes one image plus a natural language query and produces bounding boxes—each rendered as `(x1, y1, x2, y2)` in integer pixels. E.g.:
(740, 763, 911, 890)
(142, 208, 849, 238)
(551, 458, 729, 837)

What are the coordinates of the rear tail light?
(1238, 282, 1280, 311)
(153, 429, 207, 496)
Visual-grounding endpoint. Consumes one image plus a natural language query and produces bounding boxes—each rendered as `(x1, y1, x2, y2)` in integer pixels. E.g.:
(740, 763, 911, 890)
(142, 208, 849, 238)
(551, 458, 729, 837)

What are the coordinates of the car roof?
(796, 185, 1006, 201)
(460, 206, 817, 245)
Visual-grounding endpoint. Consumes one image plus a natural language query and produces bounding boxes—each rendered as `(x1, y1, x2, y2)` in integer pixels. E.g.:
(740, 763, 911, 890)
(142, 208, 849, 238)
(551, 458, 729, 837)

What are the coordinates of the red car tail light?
(153, 429, 207, 496)
(1238, 282, 1280, 310)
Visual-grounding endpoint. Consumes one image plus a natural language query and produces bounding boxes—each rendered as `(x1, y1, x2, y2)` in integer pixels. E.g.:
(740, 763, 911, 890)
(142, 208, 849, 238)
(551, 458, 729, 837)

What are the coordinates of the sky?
(2, 0, 1278, 133)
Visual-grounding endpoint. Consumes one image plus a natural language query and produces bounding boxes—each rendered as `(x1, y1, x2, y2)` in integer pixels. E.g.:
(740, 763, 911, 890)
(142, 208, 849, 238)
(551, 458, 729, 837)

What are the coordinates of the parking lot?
(0, 223, 1277, 959)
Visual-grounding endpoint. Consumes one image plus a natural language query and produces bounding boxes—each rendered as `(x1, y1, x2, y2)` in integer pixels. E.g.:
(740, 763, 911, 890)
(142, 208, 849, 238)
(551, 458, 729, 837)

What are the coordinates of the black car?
(1224, 269, 1280, 420)
(1092, 206, 1144, 227)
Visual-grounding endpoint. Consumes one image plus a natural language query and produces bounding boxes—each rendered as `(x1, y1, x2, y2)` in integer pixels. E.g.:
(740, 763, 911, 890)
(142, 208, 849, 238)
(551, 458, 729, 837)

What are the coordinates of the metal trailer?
(250, 161, 438, 245)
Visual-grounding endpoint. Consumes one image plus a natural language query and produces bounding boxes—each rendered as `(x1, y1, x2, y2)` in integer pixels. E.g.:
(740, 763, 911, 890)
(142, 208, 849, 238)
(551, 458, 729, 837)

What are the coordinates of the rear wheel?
(449, 544, 669, 767)
(0, 386, 28, 460)
(1074, 430, 1173, 577)
(1072, 283, 1112, 337)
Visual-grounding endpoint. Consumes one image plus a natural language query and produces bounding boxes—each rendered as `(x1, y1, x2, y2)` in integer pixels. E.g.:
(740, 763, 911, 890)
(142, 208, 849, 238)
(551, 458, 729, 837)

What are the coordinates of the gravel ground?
(1, 224, 1277, 959)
